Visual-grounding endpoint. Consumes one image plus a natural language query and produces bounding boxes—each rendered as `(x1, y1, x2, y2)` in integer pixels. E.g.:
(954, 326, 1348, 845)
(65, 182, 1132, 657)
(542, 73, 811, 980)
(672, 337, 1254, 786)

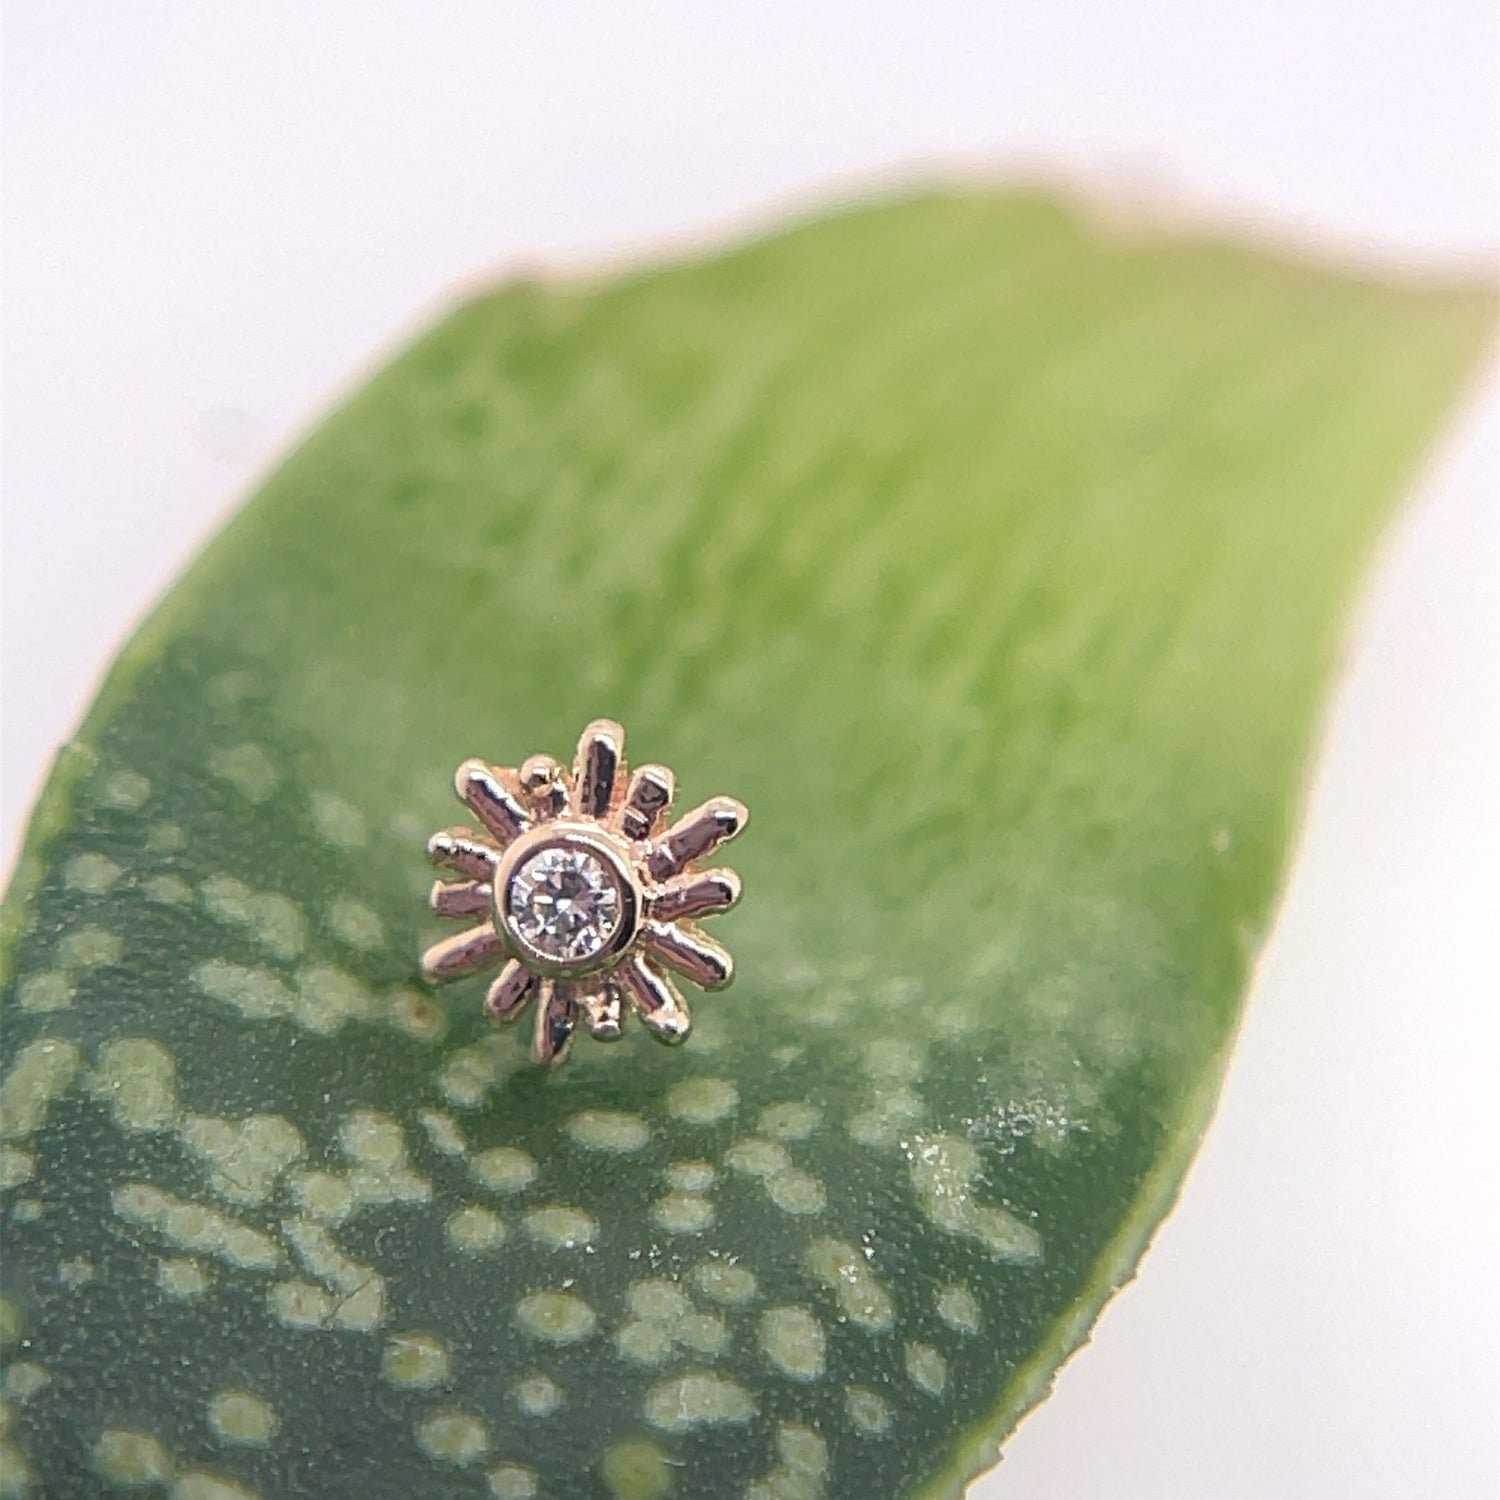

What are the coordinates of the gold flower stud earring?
(421, 720, 747, 1065)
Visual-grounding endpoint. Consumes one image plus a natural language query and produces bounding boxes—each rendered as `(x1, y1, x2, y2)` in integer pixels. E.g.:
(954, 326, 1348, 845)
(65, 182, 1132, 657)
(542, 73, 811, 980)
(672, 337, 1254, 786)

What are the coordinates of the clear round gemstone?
(506, 845, 623, 963)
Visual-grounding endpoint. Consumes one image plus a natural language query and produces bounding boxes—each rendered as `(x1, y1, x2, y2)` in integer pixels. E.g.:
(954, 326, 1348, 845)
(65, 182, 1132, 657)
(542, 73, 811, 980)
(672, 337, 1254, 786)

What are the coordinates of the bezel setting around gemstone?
(495, 823, 641, 977)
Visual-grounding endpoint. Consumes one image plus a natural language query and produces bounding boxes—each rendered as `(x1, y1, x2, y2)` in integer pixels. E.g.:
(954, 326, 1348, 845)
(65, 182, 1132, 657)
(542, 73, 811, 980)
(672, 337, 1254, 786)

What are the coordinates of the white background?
(3, 5, 1496, 1496)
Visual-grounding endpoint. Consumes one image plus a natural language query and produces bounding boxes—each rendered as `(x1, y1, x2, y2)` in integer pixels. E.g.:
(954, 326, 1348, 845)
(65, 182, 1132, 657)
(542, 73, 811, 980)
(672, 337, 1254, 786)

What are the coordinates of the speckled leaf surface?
(0, 192, 1491, 1500)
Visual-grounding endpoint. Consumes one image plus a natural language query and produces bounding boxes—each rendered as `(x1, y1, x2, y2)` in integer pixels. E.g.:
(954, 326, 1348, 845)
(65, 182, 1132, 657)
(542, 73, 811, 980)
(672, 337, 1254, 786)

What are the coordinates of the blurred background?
(2, 5, 1496, 1495)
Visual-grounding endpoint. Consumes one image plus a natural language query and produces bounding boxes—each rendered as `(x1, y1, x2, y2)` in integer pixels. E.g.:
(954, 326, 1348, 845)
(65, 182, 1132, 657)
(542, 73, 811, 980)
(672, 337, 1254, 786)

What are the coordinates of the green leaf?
(0, 190, 1490, 1500)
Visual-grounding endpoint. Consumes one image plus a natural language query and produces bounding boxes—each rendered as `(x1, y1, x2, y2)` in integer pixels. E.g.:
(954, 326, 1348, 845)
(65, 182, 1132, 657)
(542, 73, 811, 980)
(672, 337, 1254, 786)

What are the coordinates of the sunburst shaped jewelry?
(420, 719, 747, 1065)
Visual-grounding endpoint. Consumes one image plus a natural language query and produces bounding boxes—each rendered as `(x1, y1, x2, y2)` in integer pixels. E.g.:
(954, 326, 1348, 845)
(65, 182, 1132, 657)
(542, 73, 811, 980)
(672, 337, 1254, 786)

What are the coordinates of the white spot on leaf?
(523, 1204, 597, 1250)
(182, 1113, 304, 1205)
(487, 1463, 538, 1498)
(446, 1205, 506, 1254)
(665, 1076, 738, 1124)
(310, 792, 368, 848)
(339, 1110, 430, 1206)
(327, 896, 384, 952)
(102, 769, 152, 811)
(0, 1148, 35, 1190)
(1, 1039, 82, 1139)
(418, 1110, 466, 1156)
(643, 1371, 756, 1433)
(936, 1283, 982, 1334)
(92, 1039, 178, 1133)
(382, 1332, 451, 1390)
(803, 1237, 893, 1330)
(208, 1390, 278, 1447)
(64, 853, 122, 895)
(439, 1038, 518, 1109)
(907, 1132, 1042, 1262)
(157, 1258, 209, 1301)
(192, 961, 293, 1022)
(288, 1171, 355, 1226)
(201, 875, 306, 961)
(470, 1147, 537, 1194)
(725, 1138, 791, 1179)
(295, 965, 376, 1034)
(58, 1257, 94, 1289)
(268, 1280, 333, 1328)
(173, 1472, 266, 1500)
(512, 1374, 562, 1417)
(766, 1169, 826, 1216)
(387, 988, 448, 1042)
(281, 1217, 386, 1331)
(143, 874, 194, 906)
(745, 1423, 828, 1500)
(94, 1429, 174, 1486)
(416, 1407, 489, 1466)
(18, 971, 73, 1013)
(209, 743, 278, 803)
(650, 1192, 714, 1234)
(905, 1341, 948, 1394)
(694, 1260, 757, 1306)
(146, 823, 187, 854)
(663, 1160, 714, 1192)
(515, 1291, 595, 1345)
(759, 1306, 825, 1381)
(846, 1087, 924, 1148)
(845, 1386, 892, 1435)
(615, 1280, 727, 1366)
(4, 1364, 49, 1401)
(59, 926, 122, 970)
(112, 1182, 282, 1272)
(566, 1110, 650, 1153)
